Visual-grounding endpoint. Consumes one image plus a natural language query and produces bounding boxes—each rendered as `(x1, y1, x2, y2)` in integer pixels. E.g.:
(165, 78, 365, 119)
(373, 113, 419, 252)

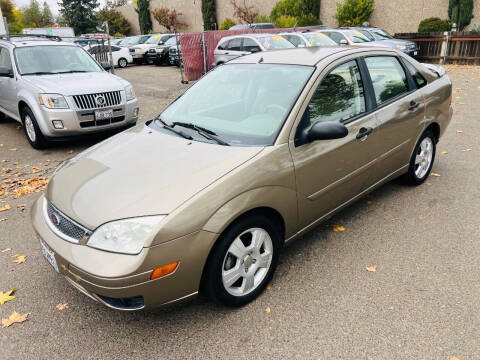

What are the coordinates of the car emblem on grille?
(95, 95, 106, 106)
(50, 212, 61, 226)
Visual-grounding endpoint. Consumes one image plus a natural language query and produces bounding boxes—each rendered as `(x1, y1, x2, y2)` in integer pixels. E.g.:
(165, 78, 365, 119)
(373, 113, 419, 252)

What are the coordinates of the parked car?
(0, 37, 139, 149)
(316, 29, 388, 48)
(145, 36, 179, 66)
(280, 31, 337, 47)
(168, 44, 182, 66)
(213, 34, 295, 66)
(74, 38, 102, 49)
(32, 46, 452, 310)
(229, 23, 275, 30)
(129, 33, 175, 65)
(110, 38, 125, 46)
(88, 44, 133, 68)
(342, 27, 419, 57)
(120, 35, 151, 48)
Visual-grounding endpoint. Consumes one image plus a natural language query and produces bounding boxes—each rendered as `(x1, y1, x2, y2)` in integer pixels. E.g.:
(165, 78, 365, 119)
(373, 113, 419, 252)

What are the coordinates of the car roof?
(0, 38, 78, 48)
(220, 33, 286, 42)
(228, 46, 397, 66)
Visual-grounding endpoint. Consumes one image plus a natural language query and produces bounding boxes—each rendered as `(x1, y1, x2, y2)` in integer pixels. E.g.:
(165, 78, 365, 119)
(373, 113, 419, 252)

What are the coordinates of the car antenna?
(258, 57, 264, 63)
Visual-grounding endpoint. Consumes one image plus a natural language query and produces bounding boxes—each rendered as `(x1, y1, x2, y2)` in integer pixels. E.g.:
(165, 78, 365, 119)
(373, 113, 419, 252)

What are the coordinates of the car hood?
(375, 39, 416, 47)
(23, 72, 129, 95)
(46, 125, 263, 230)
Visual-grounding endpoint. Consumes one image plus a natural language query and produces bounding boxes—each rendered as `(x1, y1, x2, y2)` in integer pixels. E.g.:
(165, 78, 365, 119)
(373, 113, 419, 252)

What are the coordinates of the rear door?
(362, 55, 426, 185)
(224, 38, 244, 61)
(290, 58, 380, 228)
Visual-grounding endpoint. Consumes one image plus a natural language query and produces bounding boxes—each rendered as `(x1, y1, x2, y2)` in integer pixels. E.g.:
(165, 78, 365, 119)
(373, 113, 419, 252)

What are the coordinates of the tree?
(40, 1, 54, 27)
(135, 0, 152, 34)
(0, 0, 15, 23)
(150, 8, 187, 32)
(97, 8, 131, 36)
(231, 0, 257, 24)
(59, 0, 99, 35)
(300, 0, 320, 20)
(219, 17, 235, 30)
(448, 0, 474, 30)
(270, 0, 321, 26)
(202, 0, 217, 30)
(335, 0, 374, 27)
(21, 0, 42, 27)
(418, 17, 451, 33)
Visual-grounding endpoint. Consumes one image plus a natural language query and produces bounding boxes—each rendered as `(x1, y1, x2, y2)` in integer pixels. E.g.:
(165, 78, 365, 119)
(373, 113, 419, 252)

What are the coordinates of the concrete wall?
(117, 0, 480, 35)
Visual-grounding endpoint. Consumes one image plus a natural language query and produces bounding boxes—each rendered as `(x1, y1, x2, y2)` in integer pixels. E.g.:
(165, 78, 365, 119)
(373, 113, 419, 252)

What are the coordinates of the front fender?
(17, 90, 48, 132)
(202, 186, 298, 239)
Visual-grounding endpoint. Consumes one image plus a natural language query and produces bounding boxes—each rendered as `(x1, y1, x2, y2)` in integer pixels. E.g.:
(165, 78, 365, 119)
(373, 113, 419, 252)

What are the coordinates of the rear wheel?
(403, 130, 436, 185)
(118, 58, 128, 68)
(22, 107, 47, 149)
(202, 215, 281, 307)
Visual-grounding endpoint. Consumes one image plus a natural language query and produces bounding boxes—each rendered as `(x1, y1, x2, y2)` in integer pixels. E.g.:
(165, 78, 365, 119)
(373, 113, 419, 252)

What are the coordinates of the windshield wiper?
(155, 117, 193, 140)
(57, 70, 89, 74)
(21, 71, 56, 76)
(172, 122, 229, 146)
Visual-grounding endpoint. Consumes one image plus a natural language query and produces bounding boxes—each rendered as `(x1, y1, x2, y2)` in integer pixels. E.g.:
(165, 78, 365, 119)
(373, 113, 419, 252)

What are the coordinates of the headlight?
(39, 94, 69, 109)
(87, 216, 166, 255)
(396, 45, 406, 51)
(125, 85, 135, 101)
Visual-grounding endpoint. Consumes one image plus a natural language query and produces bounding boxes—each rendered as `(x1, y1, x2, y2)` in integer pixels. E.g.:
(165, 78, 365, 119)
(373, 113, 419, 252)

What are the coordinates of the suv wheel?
(22, 107, 47, 149)
(118, 58, 128, 68)
(202, 215, 281, 307)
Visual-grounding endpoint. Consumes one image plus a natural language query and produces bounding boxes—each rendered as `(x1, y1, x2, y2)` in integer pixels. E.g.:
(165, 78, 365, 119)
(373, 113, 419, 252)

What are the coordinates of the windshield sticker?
(316, 33, 327, 38)
(272, 36, 283, 40)
(353, 30, 363, 35)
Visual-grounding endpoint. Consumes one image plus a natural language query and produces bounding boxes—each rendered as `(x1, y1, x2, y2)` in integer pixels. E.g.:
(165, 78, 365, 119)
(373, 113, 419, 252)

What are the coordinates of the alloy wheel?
(24, 115, 36, 142)
(414, 137, 434, 179)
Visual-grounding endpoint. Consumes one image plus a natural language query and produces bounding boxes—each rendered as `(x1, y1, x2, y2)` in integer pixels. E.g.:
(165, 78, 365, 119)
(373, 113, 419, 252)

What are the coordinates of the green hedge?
(335, 0, 374, 27)
(418, 17, 451, 33)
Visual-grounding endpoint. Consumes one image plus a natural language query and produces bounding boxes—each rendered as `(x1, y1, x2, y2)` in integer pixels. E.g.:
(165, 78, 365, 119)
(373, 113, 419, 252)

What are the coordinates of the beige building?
(117, 0, 480, 35)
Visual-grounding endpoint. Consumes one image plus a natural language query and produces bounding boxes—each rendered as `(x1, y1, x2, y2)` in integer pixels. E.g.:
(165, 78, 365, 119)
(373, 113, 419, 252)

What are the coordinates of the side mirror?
(101, 62, 112, 71)
(250, 47, 261, 53)
(0, 67, 13, 78)
(158, 41, 164, 45)
(339, 39, 348, 45)
(304, 121, 348, 142)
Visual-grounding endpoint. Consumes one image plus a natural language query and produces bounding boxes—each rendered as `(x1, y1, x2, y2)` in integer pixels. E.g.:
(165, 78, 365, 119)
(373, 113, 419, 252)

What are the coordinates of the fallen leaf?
(1, 248, 11, 252)
(56, 303, 68, 311)
(430, 173, 441, 177)
(266, 285, 272, 290)
(456, 130, 463, 133)
(67, 150, 73, 154)
(265, 307, 271, 314)
(13, 255, 26, 264)
(450, 357, 460, 360)
(366, 266, 377, 272)
(418, 216, 423, 220)
(1, 311, 30, 328)
(367, 200, 373, 205)
(0, 144, 3, 147)
(10, 254, 19, 258)
(441, 151, 448, 154)
(16, 204, 26, 212)
(8, 148, 16, 151)
(31, 167, 40, 173)
(459, 102, 465, 105)
(0, 289, 16, 305)
(462, 148, 472, 152)
(0, 218, 7, 222)
(0, 204, 11, 212)
(332, 225, 345, 232)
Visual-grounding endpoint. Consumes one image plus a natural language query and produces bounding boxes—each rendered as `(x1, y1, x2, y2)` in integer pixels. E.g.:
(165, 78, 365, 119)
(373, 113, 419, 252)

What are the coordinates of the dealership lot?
(1, 65, 479, 359)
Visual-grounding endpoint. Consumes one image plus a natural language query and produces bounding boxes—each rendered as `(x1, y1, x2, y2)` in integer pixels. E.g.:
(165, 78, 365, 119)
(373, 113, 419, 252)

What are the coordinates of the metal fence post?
(441, 31, 449, 64)
(202, 24, 207, 75)
(175, 31, 188, 84)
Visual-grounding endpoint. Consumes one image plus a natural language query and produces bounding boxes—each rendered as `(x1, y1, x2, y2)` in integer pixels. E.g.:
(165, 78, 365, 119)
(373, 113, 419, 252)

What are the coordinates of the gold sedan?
(32, 46, 453, 310)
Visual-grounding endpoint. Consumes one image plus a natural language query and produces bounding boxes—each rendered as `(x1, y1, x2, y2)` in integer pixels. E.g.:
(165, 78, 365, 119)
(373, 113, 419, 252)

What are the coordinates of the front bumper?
(31, 196, 216, 310)
(146, 51, 168, 64)
(36, 97, 139, 138)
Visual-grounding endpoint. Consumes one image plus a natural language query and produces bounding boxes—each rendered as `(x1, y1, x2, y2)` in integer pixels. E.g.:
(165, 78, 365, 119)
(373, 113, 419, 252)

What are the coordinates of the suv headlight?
(396, 45, 407, 51)
(125, 85, 135, 101)
(39, 94, 69, 109)
(87, 216, 166, 255)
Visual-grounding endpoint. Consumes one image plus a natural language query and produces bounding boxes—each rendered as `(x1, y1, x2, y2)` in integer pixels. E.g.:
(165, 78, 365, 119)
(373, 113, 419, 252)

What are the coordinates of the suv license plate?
(40, 239, 59, 273)
(414, 51, 418, 56)
(95, 109, 113, 120)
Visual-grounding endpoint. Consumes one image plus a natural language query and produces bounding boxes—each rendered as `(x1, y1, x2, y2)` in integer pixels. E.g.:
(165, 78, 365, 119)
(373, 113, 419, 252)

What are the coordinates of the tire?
(146, 58, 154, 65)
(22, 107, 47, 149)
(403, 130, 436, 185)
(118, 58, 128, 68)
(202, 215, 281, 307)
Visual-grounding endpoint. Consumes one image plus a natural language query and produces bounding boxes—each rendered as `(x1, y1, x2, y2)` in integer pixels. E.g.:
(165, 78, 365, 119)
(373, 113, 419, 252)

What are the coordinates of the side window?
(242, 38, 261, 52)
(0, 47, 12, 71)
(359, 30, 374, 40)
(111, 46, 120, 52)
(365, 56, 409, 105)
(217, 40, 228, 50)
(404, 60, 427, 89)
(306, 60, 366, 125)
(286, 35, 302, 47)
(227, 38, 242, 51)
(325, 32, 347, 44)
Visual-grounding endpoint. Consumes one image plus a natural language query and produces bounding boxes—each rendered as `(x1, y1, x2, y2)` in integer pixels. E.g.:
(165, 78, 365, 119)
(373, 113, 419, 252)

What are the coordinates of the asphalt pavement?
(0, 65, 479, 359)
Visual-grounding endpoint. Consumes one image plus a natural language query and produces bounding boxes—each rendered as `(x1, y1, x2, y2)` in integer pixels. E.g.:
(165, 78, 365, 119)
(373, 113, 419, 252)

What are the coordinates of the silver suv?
(0, 37, 139, 149)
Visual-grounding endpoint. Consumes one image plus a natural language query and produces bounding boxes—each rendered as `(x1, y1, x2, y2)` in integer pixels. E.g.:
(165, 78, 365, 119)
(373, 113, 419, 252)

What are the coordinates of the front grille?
(149, 48, 156, 53)
(407, 43, 417, 50)
(79, 115, 125, 128)
(45, 201, 91, 243)
(129, 48, 135, 53)
(170, 48, 177, 55)
(73, 91, 122, 110)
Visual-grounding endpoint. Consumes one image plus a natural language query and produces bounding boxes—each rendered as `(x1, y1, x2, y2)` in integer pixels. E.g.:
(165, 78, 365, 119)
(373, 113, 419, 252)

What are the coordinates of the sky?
(13, 0, 108, 16)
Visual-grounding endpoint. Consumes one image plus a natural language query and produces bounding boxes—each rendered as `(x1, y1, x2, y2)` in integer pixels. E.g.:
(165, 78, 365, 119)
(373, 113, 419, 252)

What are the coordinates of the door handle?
(356, 127, 373, 140)
(224, 52, 229, 55)
(408, 101, 420, 111)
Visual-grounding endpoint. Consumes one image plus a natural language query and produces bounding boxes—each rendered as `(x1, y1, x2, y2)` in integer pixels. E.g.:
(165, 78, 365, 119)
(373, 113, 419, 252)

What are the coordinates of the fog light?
(134, 108, 139, 117)
(150, 261, 179, 280)
(52, 120, 64, 129)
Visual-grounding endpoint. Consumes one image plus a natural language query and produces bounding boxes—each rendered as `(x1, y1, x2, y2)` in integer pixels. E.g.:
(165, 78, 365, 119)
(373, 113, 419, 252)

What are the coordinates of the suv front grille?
(44, 200, 91, 243)
(170, 48, 177, 55)
(73, 91, 122, 110)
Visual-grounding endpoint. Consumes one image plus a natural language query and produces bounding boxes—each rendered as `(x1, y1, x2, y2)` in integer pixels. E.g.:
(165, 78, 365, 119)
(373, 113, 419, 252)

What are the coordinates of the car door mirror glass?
(306, 121, 348, 142)
(250, 47, 261, 53)
(339, 39, 348, 45)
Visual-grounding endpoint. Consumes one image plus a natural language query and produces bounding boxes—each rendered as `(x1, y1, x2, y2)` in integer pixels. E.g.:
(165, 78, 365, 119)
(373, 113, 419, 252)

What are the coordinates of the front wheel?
(118, 58, 128, 68)
(403, 130, 436, 185)
(202, 215, 281, 307)
(22, 107, 47, 149)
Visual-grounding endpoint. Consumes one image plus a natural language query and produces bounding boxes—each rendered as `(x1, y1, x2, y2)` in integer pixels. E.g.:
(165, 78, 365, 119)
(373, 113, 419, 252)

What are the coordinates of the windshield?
(164, 37, 177, 46)
(257, 35, 295, 50)
(146, 35, 162, 44)
(153, 64, 313, 146)
(15, 46, 102, 75)
(124, 36, 142, 45)
(371, 28, 393, 40)
(304, 33, 337, 46)
(345, 30, 371, 43)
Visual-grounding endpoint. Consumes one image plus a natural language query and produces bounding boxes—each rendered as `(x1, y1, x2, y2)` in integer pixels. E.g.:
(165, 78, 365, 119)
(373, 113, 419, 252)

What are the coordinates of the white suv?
(0, 36, 139, 149)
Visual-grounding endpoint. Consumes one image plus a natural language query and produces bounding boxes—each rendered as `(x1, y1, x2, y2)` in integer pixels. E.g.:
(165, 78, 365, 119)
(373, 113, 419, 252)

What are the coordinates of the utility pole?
(104, 22, 114, 74)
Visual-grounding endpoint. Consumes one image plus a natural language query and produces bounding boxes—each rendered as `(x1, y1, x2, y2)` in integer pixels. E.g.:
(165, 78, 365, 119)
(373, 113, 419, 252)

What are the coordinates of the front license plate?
(95, 109, 113, 120)
(414, 51, 418, 56)
(40, 239, 59, 273)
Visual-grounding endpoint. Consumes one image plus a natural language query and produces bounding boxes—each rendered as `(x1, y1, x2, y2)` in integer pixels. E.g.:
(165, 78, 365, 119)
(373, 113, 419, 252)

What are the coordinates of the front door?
(290, 59, 379, 229)
(0, 46, 16, 116)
